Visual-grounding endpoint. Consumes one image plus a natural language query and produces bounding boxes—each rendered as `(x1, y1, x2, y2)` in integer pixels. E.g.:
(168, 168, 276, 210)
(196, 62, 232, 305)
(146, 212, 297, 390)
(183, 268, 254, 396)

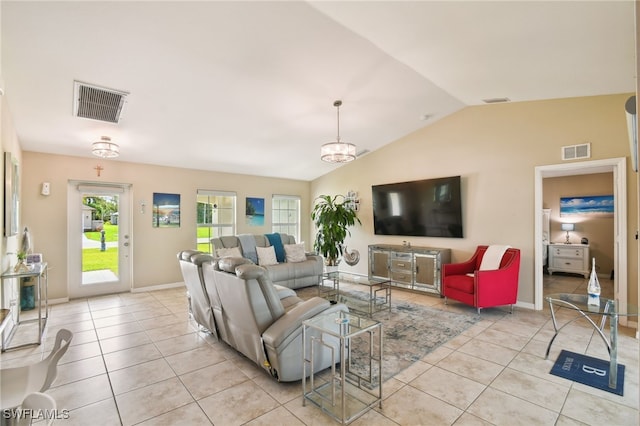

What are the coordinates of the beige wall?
(543, 173, 615, 276)
(21, 153, 311, 299)
(310, 94, 638, 307)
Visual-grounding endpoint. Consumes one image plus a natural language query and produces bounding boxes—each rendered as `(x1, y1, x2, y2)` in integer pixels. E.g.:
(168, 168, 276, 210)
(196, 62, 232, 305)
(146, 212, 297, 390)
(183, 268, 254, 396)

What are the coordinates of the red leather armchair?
(442, 245, 520, 314)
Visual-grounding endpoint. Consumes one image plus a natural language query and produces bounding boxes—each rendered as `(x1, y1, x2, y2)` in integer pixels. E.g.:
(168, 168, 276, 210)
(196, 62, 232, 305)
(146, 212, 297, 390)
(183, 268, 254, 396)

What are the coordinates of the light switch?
(41, 182, 50, 196)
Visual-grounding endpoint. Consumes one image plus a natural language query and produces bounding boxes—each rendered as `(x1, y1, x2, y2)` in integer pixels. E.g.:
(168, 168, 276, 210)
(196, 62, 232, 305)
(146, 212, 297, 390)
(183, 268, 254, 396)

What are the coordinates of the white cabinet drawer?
(552, 247, 585, 258)
(551, 258, 584, 270)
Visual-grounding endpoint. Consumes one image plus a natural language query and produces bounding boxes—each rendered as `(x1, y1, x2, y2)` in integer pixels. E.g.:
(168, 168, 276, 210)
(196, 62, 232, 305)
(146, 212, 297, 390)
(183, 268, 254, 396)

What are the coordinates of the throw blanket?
(265, 233, 285, 263)
(238, 234, 258, 264)
(479, 245, 511, 271)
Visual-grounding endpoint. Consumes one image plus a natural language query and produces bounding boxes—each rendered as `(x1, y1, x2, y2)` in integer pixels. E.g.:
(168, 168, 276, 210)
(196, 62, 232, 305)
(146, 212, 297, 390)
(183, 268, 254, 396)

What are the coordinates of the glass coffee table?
(340, 279, 392, 317)
(545, 293, 638, 389)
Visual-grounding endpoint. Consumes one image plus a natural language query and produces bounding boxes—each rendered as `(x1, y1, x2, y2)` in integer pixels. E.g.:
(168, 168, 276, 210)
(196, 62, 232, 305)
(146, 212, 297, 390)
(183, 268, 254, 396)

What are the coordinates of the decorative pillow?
(284, 243, 306, 263)
(265, 233, 286, 263)
(216, 246, 242, 258)
(256, 245, 278, 266)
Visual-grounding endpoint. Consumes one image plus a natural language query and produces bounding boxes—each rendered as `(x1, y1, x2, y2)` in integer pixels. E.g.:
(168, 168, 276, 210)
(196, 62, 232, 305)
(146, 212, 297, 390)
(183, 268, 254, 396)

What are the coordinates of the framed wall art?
(152, 192, 181, 228)
(246, 197, 265, 226)
(560, 195, 614, 217)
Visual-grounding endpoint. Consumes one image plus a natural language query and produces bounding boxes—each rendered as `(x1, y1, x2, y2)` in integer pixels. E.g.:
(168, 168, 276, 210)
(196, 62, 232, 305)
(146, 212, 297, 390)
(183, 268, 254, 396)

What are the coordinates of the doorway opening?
(68, 181, 132, 298)
(534, 158, 628, 324)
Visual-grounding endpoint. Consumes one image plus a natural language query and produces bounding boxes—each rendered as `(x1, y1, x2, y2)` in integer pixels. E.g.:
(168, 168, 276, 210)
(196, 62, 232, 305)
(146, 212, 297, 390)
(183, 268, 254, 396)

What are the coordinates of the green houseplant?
(311, 194, 361, 266)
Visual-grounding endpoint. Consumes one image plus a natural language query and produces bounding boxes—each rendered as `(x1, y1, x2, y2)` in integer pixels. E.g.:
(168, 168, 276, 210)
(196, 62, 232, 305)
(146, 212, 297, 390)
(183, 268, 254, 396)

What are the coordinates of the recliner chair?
(442, 245, 521, 314)
(177, 250, 218, 338)
(207, 257, 348, 382)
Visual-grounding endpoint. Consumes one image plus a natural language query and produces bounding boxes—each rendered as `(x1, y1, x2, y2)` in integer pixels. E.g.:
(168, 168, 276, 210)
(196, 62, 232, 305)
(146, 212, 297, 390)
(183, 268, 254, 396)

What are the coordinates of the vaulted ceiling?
(1, 1, 636, 180)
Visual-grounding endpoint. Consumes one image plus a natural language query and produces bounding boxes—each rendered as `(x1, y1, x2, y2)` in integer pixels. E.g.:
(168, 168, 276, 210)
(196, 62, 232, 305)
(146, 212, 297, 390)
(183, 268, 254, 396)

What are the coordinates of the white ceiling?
(1, 1, 636, 181)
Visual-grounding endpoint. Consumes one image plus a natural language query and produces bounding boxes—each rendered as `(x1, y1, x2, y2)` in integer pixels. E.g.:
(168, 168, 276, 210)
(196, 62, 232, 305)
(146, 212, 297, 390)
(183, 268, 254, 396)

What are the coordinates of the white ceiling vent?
(73, 81, 128, 124)
(562, 143, 591, 161)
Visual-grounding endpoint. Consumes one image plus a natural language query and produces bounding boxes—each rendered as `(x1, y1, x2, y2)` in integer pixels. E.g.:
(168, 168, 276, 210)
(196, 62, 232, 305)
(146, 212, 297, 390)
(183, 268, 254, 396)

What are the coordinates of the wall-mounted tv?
(372, 175, 463, 238)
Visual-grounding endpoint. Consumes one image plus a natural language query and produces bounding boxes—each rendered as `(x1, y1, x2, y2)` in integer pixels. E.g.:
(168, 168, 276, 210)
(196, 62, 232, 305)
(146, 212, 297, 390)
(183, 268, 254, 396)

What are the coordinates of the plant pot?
(325, 257, 341, 267)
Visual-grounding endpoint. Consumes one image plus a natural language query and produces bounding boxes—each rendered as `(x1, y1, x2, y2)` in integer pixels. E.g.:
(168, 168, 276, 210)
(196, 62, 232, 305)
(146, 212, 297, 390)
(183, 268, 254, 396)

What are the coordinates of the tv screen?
(372, 176, 463, 238)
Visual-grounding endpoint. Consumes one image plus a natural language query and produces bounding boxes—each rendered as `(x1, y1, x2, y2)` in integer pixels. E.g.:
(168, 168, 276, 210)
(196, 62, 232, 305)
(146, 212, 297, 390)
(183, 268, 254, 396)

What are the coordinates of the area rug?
(550, 349, 625, 395)
(297, 286, 479, 383)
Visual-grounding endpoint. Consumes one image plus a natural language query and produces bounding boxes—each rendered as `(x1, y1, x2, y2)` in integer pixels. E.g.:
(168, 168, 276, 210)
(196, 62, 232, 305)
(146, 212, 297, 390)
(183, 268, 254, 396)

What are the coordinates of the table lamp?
(561, 223, 575, 244)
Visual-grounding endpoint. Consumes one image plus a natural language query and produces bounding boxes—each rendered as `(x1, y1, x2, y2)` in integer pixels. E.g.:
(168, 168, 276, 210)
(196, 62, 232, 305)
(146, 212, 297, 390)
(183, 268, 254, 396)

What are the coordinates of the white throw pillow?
(256, 245, 278, 266)
(284, 243, 307, 263)
(216, 246, 242, 258)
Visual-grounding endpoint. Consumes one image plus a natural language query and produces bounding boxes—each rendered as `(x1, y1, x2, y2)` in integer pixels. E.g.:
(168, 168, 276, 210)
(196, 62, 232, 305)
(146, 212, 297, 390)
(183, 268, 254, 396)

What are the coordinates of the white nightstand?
(547, 244, 590, 278)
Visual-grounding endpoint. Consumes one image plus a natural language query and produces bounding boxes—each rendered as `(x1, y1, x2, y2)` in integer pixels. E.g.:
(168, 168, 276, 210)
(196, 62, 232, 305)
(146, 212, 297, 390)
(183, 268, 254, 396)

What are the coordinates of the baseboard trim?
(131, 281, 185, 293)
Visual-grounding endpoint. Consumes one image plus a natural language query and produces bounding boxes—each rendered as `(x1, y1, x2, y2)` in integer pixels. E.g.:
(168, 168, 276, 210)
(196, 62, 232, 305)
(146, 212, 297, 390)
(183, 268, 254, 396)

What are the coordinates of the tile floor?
(0, 274, 637, 425)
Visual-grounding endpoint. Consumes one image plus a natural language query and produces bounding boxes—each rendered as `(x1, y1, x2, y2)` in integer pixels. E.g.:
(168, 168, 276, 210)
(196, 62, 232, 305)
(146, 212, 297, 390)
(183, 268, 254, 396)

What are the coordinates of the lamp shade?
(561, 223, 575, 231)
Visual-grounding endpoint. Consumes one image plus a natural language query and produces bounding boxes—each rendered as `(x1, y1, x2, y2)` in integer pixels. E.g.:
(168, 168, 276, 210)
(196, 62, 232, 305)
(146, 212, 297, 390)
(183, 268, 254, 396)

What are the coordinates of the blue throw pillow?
(265, 233, 285, 263)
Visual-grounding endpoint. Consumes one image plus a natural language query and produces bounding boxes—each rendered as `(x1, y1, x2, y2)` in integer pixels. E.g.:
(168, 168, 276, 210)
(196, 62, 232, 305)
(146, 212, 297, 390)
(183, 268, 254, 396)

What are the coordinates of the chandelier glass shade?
(92, 136, 120, 158)
(321, 100, 356, 163)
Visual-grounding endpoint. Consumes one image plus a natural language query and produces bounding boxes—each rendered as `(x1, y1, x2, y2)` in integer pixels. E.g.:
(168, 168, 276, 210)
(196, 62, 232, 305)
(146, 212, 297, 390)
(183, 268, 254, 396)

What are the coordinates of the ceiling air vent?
(73, 81, 128, 124)
(562, 143, 591, 161)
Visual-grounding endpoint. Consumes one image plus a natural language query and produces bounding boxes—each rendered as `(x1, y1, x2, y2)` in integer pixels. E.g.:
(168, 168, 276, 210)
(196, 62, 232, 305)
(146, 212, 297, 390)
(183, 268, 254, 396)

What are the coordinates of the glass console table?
(545, 293, 638, 389)
(0, 262, 49, 351)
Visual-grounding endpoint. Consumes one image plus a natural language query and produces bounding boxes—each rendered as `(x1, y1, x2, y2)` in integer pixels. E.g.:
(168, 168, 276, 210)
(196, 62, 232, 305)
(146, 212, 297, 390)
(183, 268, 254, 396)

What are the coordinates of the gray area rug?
(297, 286, 479, 383)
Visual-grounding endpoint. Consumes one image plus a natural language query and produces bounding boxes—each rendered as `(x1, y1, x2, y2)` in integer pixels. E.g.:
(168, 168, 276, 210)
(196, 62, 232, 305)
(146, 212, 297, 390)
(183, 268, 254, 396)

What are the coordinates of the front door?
(68, 181, 132, 298)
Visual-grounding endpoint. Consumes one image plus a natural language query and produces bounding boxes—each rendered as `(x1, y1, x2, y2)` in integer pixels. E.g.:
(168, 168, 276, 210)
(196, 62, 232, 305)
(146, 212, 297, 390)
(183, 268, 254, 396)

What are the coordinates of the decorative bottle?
(587, 257, 601, 306)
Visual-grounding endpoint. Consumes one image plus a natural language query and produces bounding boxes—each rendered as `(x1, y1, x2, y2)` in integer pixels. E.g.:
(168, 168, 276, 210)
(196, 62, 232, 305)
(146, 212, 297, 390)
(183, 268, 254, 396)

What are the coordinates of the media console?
(368, 244, 451, 295)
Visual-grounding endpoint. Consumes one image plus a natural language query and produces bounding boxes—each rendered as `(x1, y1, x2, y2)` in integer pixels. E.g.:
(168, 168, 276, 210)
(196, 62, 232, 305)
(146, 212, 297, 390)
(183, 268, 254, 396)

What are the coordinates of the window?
(197, 190, 236, 253)
(272, 195, 300, 241)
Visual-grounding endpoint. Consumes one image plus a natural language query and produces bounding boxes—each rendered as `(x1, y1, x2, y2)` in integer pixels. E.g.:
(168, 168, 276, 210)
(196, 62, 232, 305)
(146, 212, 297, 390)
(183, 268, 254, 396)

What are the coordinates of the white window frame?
(197, 190, 237, 253)
(271, 194, 301, 242)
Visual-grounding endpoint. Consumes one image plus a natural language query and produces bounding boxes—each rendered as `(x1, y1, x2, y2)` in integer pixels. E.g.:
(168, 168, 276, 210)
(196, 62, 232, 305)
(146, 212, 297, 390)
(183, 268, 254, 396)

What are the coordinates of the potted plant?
(14, 251, 28, 272)
(311, 194, 361, 266)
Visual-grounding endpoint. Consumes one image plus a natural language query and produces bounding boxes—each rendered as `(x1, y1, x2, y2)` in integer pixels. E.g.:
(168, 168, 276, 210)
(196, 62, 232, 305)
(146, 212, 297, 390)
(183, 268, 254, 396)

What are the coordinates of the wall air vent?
(73, 81, 128, 124)
(562, 143, 591, 161)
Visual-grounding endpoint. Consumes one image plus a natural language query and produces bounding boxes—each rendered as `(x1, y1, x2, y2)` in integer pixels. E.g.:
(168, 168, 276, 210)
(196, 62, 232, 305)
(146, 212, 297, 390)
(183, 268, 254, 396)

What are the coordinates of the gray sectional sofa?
(211, 233, 323, 289)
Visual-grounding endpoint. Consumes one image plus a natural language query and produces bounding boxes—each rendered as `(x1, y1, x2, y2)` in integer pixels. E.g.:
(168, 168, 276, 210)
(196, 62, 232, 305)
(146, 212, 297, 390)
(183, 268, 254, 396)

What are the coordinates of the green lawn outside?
(83, 247, 118, 273)
(83, 223, 119, 272)
(85, 223, 119, 242)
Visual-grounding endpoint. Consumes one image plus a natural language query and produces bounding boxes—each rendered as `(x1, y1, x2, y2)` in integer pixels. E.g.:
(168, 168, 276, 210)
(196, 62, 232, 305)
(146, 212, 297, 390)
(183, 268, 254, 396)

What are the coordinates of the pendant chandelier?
(320, 100, 356, 163)
(92, 136, 120, 158)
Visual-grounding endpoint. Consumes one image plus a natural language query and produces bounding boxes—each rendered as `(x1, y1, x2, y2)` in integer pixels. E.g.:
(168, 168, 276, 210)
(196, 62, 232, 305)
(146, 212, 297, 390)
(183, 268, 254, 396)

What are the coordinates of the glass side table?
(302, 311, 382, 425)
(0, 262, 49, 351)
(318, 267, 340, 302)
(545, 293, 638, 389)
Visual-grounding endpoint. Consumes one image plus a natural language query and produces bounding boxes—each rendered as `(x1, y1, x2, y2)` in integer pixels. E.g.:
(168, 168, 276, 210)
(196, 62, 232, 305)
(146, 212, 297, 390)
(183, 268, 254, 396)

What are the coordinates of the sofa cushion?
(445, 275, 474, 294)
(265, 233, 286, 263)
(216, 246, 242, 258)
(257, 246, 278, 266)
(284, 243, 306, 263)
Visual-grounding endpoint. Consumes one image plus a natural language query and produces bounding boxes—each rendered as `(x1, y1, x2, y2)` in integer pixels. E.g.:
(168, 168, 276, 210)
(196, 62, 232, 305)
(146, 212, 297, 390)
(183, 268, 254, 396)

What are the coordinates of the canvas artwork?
(153, 193, 181, 228)
(560, 195, 614, 217)
(246, 197, 265, 226)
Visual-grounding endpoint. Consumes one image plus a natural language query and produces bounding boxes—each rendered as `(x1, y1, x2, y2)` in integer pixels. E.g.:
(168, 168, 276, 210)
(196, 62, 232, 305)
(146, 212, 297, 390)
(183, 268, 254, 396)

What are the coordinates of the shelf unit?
(368, 244, 450, 295)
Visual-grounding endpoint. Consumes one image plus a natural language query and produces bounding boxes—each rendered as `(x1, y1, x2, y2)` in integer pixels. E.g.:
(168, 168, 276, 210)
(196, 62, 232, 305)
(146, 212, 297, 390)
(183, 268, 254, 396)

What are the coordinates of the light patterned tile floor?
(0, 274, 637, 425)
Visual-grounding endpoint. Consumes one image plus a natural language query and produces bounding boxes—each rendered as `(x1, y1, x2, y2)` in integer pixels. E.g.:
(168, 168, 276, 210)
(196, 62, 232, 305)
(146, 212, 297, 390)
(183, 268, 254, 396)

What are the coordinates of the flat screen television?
(372, 175, 463, 238)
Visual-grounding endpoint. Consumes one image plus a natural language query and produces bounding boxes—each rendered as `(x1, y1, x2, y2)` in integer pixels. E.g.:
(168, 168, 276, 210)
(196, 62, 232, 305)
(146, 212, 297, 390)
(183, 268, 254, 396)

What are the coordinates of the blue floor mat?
(550, 350, 625, 396)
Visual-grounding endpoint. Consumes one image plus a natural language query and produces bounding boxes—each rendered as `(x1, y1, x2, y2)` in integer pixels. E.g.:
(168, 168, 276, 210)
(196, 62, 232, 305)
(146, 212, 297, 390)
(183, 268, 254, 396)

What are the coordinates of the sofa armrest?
(262, 298, 347, 348)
